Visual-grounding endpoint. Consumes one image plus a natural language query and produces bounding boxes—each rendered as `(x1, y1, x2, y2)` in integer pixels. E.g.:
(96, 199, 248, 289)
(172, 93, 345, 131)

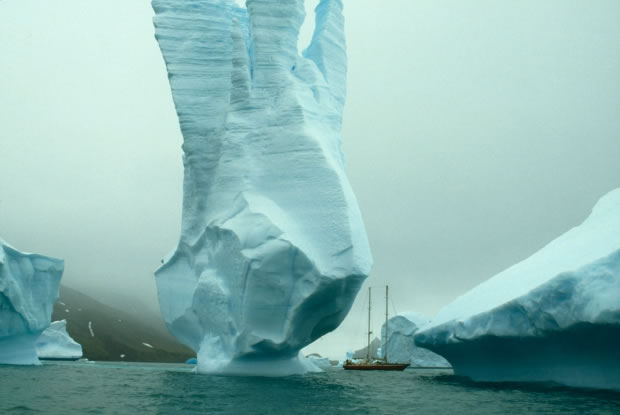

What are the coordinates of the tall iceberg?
(0, 238, 64, 365)
(415, 189, 620, 390)
(152, 0, 372, 375)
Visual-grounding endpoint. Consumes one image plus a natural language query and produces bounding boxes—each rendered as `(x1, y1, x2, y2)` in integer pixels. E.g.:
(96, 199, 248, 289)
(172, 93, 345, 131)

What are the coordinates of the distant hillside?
(52, 285, 194, 363)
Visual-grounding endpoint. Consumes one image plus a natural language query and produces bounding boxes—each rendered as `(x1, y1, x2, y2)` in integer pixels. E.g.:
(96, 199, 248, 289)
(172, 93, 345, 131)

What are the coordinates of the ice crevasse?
(0, 238, 63, 365)
(415, 189, 620, 390)
(152, 0, 372, 375)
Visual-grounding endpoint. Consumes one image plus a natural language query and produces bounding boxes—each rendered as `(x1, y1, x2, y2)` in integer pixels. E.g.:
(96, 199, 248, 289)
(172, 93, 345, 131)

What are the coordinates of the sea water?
(1, 362, 619, 414)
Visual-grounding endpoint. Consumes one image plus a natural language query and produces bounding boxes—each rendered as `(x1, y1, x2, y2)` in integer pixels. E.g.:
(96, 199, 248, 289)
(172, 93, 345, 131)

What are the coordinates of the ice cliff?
(415, 189, 620, 390)
(36, 320, 83, 360)
(152, 0, 372, 375)
(381, 313, 450, 367)
(0, 238, 63, 365)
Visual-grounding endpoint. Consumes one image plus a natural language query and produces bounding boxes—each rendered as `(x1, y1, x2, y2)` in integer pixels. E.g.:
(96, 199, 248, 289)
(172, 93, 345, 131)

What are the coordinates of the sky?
(1, 0, 619, 358)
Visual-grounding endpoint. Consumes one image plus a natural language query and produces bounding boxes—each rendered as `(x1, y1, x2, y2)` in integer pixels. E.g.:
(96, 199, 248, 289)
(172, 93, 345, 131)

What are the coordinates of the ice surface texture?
(36, 320, 83, 360)
(416, 189, 620, 390)
(0, 238, 63, 365)
(381, 313, 450, 367)
(152, 0, 372, 375)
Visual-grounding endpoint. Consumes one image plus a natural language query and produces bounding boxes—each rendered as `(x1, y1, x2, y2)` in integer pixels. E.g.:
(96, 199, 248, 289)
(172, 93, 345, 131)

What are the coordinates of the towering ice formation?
(381, 313, 450, 367)
(415, 189, 620, 390)
(36, 320, 83, 360)
(152, 0, 372, 375)
(0, 238, 64, 365)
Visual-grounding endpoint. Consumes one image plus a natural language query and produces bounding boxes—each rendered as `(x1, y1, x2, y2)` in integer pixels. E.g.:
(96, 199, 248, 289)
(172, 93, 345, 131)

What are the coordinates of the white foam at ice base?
(152, 0, 372, 375)
(195, 352, 322, 376)
(36, 320, 83, 360)
(0, 237, 63, 365)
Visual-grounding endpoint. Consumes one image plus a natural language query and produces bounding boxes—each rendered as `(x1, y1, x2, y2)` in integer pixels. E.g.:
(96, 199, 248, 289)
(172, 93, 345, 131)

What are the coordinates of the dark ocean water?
(1, 362, 619, 414)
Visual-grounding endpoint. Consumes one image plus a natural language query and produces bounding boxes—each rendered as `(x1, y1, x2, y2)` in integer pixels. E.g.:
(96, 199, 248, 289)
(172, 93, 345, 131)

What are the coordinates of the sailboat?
(343, 286, 409, 371)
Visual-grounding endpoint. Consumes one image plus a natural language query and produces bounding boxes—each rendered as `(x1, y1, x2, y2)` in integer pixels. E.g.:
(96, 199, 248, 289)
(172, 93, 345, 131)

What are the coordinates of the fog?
(1, 0, 619, 357)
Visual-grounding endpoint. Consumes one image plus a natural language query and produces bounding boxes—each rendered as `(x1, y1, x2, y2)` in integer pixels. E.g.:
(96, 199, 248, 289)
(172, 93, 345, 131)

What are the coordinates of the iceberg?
(36, 320, 83, 360)
(415, 189, 620, 390)
(352, 337, 381, 360)
(0, 238, 64, 365)
(152, 0, 372, 375)
(381, 313, 450, 367)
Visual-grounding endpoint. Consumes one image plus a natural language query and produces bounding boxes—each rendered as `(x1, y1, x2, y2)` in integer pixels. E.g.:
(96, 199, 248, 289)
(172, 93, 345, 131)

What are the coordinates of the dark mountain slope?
(52, 285, 194, 363)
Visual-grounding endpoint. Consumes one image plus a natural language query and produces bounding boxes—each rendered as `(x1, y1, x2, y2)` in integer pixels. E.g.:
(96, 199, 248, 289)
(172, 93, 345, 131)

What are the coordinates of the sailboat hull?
(343, 363, 409, 371)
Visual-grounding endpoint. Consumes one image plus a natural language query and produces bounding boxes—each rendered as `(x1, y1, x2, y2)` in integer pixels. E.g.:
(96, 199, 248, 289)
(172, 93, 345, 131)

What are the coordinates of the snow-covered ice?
(415, 189, 620, 390)
(381, 313, 450, 367)
(36, 320, 83, 360)
(0, 238, 63, 365)
(152, 0, 371, 375)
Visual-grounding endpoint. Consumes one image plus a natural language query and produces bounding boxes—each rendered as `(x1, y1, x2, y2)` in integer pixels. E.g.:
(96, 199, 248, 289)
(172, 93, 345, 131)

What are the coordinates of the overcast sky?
(1, 0, 619, 357)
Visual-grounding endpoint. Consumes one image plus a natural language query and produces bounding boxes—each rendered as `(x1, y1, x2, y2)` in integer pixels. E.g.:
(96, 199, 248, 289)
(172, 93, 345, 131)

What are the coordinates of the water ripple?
(1, 363, 618, 414)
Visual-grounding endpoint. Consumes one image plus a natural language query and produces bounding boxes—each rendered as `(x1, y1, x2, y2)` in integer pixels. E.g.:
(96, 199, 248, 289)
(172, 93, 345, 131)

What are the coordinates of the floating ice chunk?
(416, 189, 620, 390)
(0, 237, 63, 365)
(36, 320, 83, 360)
(152, 0, 371, 375)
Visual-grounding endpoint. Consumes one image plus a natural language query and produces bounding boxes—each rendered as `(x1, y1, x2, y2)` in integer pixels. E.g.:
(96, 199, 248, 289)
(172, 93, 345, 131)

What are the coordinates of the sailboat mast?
(385, 285, 389, 363)
(367, 286, 371, 362)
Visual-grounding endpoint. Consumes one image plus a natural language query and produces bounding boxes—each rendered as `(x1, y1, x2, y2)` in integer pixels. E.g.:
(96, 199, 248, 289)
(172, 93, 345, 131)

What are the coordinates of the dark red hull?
(343, 363, 409, 371)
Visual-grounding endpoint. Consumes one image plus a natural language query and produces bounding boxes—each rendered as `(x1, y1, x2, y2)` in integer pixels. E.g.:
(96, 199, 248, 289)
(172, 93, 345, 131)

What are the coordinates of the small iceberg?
(36, 320, 83, 361)
(381, 313, 450, 368)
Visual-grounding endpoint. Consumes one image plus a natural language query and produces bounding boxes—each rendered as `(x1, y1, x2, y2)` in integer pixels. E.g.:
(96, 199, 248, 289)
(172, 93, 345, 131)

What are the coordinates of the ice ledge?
(415, 189, 620, 390)
(421, 323, 620, 390)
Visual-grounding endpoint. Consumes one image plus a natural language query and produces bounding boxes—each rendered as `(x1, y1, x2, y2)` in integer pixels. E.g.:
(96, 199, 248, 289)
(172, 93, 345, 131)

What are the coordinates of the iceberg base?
(0, 332, 42, 365)
(196, 352, 322, 376)
(427, 323, 620, 390)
